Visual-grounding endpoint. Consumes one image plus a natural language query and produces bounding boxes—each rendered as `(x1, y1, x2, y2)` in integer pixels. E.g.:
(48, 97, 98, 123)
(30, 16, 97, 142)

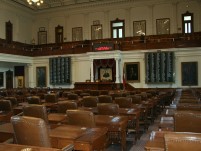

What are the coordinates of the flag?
(123, 66, 126, 90)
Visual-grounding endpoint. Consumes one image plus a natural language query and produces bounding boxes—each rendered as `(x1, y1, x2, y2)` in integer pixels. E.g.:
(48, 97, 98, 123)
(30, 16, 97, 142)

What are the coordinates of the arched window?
(182, 11, 194, 34)
(111, 18, 125, 38)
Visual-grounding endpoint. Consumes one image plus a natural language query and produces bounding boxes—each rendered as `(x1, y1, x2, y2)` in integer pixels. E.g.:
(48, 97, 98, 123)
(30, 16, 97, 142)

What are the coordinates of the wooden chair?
(0, 100, 13, 122)
(11, 116, 74, 150)
(82, 96, 98, 107)
(98, 95, 113, 103)
(164, 133, 201, 151)
(97, 103, 119, 115)
(114, 97, 133, 108)
(23, 104, 49, 125)
(57, 101, 77, 113)
(27, 96, 41, 104)
(66, 110, 96, 128)
(67, 93, 78, 100)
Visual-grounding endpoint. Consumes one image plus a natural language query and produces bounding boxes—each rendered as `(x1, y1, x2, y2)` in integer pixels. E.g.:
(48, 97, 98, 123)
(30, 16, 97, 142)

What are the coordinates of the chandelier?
(27, 0, 44, 6)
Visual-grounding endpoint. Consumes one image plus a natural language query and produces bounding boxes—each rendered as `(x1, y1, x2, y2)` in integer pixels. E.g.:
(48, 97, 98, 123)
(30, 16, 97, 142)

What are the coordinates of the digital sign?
(93, 43, 114, 51)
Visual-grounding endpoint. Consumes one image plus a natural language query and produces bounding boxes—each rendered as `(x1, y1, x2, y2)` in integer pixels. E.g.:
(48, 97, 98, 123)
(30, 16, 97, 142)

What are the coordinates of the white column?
(115, 58, 120, 83)
(27, 64, 35, 88)
(90, 59, 94, 82)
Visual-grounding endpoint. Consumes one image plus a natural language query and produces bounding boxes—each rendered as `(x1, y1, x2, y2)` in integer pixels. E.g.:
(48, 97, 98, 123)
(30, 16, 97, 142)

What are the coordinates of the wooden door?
(6, 70, 13, 89)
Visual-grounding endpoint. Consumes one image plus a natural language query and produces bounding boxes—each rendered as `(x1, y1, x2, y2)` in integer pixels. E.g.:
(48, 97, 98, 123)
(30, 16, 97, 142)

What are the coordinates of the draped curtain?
(93, 59, 116, 81)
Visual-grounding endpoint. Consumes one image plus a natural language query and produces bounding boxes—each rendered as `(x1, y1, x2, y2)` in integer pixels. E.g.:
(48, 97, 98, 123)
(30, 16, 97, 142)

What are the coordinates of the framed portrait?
(124, 62, 140, 82)
(0, 72, 3, 87)
(100, 68, 112, 81)
(156, 18, 170, 35)
(38, 31, 47, 45)
(91, 24, 102, 40)
(17, 76, 24, 88)
(72, 27, 83, 41)
(36, 67, 46, 87)
(181, 62, 198, 86)
(133, 20, 146, 36)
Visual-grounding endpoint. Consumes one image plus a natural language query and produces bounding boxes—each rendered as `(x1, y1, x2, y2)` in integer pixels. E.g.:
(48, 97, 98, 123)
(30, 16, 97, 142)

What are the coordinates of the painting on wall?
(182, 62, 198, 86)
(156, 18, 170, 35)
(100, 68, 112, 82)
(0, 72, 3, 87)
(124, 62, 140, 82)
(17, 76, 24, 88)
(91, 24, 102, 40)
(36, 67, 46, 87)
(72, 27, 83, 41)
(133, 20, 146, 36)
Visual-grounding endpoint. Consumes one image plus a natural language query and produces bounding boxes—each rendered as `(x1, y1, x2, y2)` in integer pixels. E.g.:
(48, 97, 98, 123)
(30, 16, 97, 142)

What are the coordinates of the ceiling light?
(27, 0, 43, 6)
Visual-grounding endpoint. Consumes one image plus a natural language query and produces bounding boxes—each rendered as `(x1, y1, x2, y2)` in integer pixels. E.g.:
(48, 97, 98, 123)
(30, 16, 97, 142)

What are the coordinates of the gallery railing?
(0, 32, 201, 57)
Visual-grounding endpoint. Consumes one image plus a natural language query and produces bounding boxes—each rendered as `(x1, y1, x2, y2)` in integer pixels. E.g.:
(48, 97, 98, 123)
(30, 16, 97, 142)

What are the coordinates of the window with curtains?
(93, 59, 116, 82)
(182, 11, 194, 34)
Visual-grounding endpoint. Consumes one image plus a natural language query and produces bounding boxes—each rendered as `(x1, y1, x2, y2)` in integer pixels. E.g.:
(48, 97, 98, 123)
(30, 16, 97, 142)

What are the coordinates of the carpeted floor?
(106, 117, 160, 151)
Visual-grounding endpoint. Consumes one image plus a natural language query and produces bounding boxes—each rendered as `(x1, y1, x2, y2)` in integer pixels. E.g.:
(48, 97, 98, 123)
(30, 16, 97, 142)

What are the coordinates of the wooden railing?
(0, 32, 201, 57)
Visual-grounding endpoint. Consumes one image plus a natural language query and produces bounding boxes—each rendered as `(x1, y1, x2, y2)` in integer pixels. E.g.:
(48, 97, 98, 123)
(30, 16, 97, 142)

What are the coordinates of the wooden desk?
(118, 108, 141, 143)
(50, 125, 107, 151)
(78, 106, 141, 145)
(145, 131, 166, 151)
(74, 82, 121, 90)
(0, 123, 13, 143)
(48, 113, 67, 124)
(95, 115, 128, 151)
(0, 143, 61, 151)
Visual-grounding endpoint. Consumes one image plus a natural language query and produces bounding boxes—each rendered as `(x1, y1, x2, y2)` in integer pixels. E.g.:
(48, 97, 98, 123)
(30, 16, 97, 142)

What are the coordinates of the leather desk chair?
(4, 97, 18, 107)
(140, 92, 148, 101)
(73, 90, 83, 96)
(82, 96, 98, 107)
(98, 95, 113, 103)
(66, 110, 96, 128)
(90, 90, 100, 96)
(80, 93, 90, 98)
(0, 100, 13, 122)
(67, 93, 78, 100)
(110, 93, 122, 100)
(27, 96, 41, 104)
(57, 101, 77, 113)
(44, 93, 58, 112)
(114, 97, 133, 108)
(174, 111, 201, 133)
(164, 133, 201, 151)
(62, 91, 72, 98)
(97, 103, 119, 115)
(23, 104, 49, 125)
(99, 90, 109, 95)
(129, 95, 142, 104)
(11, 116, 74, 151)
(45, 93, 58, 103)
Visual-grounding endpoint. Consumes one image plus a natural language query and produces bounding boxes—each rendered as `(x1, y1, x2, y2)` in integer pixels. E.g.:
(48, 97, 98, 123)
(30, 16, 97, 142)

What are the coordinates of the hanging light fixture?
(27, 0, 44, 6)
